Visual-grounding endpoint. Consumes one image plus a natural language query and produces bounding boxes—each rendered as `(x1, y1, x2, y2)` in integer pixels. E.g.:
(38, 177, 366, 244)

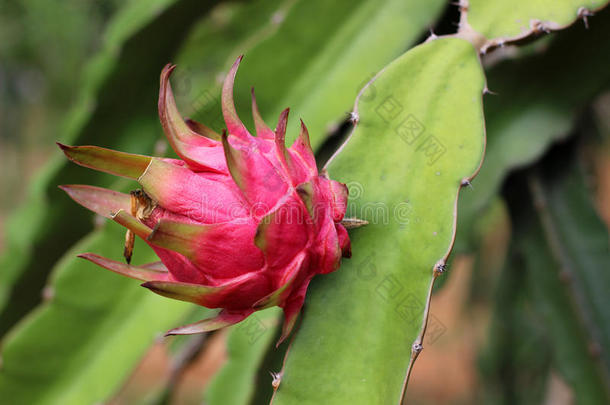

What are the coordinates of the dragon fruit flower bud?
(58, 56, 352, 344)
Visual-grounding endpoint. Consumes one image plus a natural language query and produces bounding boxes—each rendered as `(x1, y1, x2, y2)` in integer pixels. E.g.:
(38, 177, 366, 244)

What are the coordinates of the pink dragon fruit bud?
(58, 56, 352, 344)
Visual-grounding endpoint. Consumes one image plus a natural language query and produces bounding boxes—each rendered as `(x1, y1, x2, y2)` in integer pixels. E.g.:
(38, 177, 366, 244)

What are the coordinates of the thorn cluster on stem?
(270, 371, 282, 390)
(412, 342, 423, 354)
(348, 111, 359, 124)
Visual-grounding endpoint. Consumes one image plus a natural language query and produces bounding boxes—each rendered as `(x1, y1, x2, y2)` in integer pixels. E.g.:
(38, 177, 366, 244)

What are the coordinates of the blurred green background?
(1, 1, 609, 404)
(1, 0, 121, 216)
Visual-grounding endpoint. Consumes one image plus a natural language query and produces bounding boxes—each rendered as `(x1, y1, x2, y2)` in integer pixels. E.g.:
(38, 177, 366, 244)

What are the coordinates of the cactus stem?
(528, 173, 607, 374)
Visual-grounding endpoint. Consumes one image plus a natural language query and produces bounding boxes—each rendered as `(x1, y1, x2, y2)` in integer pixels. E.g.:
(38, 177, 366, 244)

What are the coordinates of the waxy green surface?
(272, 37, 486, 404)
(465, 0, 607, 42)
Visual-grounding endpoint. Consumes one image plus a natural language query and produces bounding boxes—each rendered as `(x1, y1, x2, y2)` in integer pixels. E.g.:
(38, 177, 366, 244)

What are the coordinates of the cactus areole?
(58, 56, 352, 343)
